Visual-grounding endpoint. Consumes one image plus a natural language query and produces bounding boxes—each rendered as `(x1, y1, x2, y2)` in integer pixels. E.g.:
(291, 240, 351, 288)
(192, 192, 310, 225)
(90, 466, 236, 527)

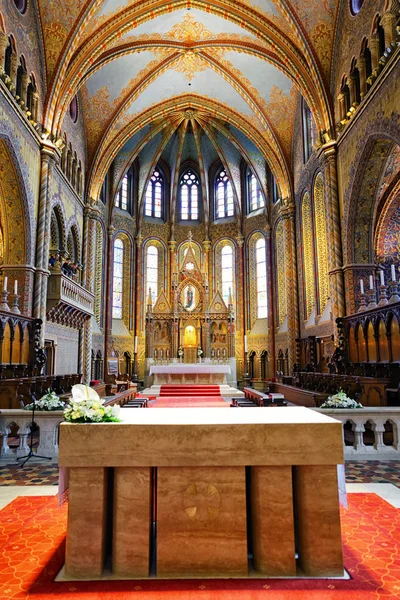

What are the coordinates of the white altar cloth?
(149, 364, 231, 375)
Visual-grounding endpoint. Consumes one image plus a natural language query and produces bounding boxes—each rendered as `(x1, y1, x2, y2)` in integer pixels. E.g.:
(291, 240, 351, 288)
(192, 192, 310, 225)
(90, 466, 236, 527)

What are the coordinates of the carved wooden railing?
(47, 272, 94, 327)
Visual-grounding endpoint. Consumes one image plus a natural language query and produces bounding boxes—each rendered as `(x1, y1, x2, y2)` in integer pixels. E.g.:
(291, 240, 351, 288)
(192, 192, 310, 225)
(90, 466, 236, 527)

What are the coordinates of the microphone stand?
(17, 392, 52, 467)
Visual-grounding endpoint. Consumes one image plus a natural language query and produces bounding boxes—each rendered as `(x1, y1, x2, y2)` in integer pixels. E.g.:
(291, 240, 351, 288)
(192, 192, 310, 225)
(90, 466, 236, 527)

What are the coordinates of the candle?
(360, 279, 364, 294)
(380, 270, 385, 286)
(3, 276, 7, 291)
(14, 280, 18, 295)
(244, 335, 248, 353)
(391, 264, 396, 282)
(134, 336, 138, 354)
(369, 275, 374, 290)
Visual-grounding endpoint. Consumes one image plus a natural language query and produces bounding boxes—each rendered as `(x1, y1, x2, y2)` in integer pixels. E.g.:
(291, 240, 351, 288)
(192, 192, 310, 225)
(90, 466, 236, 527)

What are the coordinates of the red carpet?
(159, 385, 221, 396)
(1, 494, 400, 599)
(151, 395, 229, 408)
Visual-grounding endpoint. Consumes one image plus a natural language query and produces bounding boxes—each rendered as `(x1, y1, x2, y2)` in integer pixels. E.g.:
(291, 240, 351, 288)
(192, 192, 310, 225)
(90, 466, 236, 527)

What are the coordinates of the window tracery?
(115, 173, 129, 211)
(180, 169, 199, 221)
(247, 169, 264, 212)
(112, 239, 124, 319)
(256, 238, 267, 318)
(215, 169, 234, 219)
(146, 245, 158, 304)
(145, 169, 163, 219)
(275, 220, 286, 326)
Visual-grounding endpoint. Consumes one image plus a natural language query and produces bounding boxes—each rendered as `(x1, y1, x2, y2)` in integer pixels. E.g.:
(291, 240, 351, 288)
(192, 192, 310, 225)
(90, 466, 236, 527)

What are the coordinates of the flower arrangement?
(63, 384, 121, 423)
(24, 389, 66, 411)
(320, 388, 363, 409)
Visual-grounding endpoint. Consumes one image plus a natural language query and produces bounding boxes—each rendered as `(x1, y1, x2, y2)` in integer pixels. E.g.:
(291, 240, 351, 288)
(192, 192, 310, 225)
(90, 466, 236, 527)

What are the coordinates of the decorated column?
(34, 142, 60, 346)
(322, 145, 345, 331)
(280, 201, 299, 372)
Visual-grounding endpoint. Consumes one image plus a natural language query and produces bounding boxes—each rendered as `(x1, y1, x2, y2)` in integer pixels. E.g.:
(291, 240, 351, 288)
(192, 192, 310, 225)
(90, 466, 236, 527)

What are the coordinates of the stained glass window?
(256, 238, 268, 318)
(145, 170, 163, 218)
(112, 239, 123, 319)
(147, 245, 158, 303)
(248, 170, 264, 212)
(115, 173, 129, 211)
(221, 246, 233, 304)
(216, 169, 234, 219)
(180, 170, 199, 220)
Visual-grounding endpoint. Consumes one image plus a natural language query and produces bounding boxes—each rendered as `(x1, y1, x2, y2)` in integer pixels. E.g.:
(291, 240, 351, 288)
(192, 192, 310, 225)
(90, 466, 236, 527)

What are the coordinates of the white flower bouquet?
(320, 388, 363, 409)
(24, 389, 66, 411)
(64, 384, 121, 423)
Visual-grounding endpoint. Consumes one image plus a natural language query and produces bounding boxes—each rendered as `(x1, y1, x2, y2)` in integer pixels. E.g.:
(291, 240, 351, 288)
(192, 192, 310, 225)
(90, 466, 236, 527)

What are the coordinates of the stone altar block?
(59, 407, 344, 580)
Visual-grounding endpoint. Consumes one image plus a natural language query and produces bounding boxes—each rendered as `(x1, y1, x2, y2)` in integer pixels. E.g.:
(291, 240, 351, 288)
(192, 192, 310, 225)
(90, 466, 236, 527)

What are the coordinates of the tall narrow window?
(147, 245, 158, 303)
(112, 239, 124, 318)
(216, 169, 234, 219)
(302, 99, 314, 163)
(145, 169, 163, 218)
(248, 170, 264, 212)
(115, 173, 129, 211)
(221, 246, 233, 304)
(180, 170, 199, 220)
(256, 238, 268, 318)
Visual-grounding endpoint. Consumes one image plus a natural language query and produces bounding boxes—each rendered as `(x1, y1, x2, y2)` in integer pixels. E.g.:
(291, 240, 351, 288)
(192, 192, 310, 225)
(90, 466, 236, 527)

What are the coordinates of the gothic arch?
(343, 112, 400, 264)
(0, 137, 30, 265)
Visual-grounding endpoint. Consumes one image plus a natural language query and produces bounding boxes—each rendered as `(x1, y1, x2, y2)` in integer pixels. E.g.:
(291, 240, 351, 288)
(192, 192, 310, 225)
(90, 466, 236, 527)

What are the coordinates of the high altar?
(144, 234, 237, 387)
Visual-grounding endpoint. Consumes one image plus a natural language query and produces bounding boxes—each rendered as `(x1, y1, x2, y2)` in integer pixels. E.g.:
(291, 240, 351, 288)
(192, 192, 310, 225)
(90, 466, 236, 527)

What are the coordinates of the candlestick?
(380, 270, 385, 286)
(0, 289, 10, 311)
(391, 264, 396, 282)
(366, 288, 377, 309)
(3, 276, 7, 291)
(134, 336, 138, 354)
(378, 285, 389, 306)
(369, 275, 374, 290)
(360, 279, 364, 295)
(244, 335, 248, 353)
(388, 281, 400, 304)
(14, 280, 18, 295)
(358, 292, 367, 312)
(10, 293, 20, 314)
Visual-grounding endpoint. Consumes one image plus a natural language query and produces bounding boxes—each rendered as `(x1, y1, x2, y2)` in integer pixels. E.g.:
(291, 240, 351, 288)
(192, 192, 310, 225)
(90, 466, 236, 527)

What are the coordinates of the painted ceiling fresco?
(33, 0, 341, 200)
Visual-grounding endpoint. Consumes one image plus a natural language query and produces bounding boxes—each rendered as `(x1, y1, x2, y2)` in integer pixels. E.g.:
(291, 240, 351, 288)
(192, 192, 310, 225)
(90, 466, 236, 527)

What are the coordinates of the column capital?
(135, 234, 143, 248)
(168, 239, 176, 252)
(108, 225, 115, 238)
(202, 240, 212, 252)
(235, 234, 244, 248)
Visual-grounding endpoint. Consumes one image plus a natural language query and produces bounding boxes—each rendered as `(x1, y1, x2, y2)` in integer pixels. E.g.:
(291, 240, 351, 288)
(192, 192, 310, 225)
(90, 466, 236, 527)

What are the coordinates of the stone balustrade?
(0, 387, 138, 462)
(314, 407, 400, 459)
(0, 409, 64, 461)
(2, 404, 399, 463)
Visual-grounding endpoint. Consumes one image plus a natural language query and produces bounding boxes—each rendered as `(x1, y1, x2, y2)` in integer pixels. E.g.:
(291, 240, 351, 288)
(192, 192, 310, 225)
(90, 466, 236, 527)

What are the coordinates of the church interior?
(0, 0, 400, 597)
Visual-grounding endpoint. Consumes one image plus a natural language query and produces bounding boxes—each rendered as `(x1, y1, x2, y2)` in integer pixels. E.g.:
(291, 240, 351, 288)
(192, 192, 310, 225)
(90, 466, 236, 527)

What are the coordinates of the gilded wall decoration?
(275, 219, 286, 326)
(301, 191, 316, 320)
(0, 138, 29, 264)
(313, 172, 329, 314)
(94, 220, 104, 327)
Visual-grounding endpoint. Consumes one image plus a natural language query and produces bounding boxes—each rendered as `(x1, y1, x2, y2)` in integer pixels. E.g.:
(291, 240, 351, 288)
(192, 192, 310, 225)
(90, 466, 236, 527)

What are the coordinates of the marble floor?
(1, 460, 400, 510)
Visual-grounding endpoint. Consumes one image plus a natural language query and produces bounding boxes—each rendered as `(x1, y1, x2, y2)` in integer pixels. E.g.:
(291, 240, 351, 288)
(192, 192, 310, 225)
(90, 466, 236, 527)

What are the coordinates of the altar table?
(58, 407, 344, 580)
(149, 363, 231, 384)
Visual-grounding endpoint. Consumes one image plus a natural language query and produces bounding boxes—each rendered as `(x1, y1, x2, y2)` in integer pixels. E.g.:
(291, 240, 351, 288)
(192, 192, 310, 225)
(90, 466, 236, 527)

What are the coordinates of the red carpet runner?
(151, 395, 229, 408)
(1, 493, 400, 599)
(159, 385, 222, 396)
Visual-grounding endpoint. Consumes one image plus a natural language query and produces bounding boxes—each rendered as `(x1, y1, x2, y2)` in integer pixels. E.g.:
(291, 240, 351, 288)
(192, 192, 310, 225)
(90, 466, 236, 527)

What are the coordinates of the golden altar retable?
(58, 407, 344, 580)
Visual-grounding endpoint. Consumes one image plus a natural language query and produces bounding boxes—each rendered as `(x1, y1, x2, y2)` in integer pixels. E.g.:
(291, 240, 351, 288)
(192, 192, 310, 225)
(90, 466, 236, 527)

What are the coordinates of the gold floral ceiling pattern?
(31, 0, 340, 199)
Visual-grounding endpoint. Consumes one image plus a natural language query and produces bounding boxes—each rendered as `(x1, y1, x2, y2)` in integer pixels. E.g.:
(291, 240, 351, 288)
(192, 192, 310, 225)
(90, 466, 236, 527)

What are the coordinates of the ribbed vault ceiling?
(35, 0, 340, 200)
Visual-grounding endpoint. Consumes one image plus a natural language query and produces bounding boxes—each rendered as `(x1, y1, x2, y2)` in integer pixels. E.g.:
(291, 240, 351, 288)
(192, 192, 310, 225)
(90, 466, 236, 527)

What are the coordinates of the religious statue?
(185, 284, 194, 309)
